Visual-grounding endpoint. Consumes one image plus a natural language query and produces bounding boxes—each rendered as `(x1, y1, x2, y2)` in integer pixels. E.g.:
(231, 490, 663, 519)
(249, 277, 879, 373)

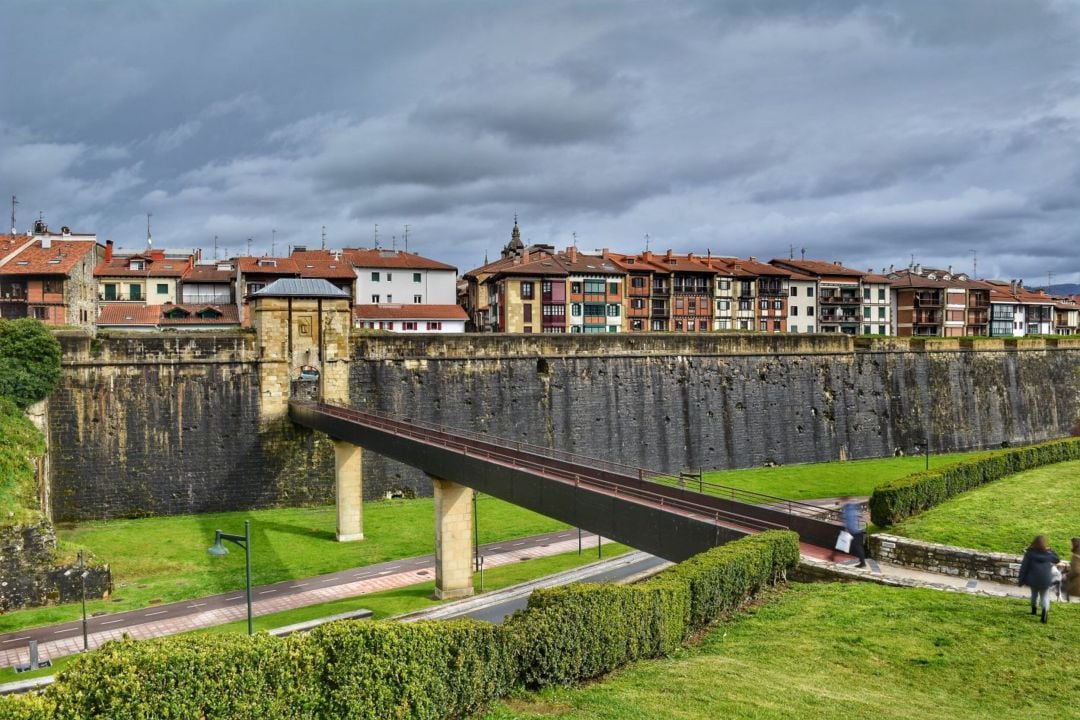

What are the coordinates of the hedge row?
(5, 531, 798, 719)
(869, 437, 1080, 526)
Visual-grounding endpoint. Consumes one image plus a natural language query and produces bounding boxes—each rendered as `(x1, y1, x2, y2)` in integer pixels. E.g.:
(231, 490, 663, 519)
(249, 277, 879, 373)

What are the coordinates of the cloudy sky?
(3, 1, 1079, 282)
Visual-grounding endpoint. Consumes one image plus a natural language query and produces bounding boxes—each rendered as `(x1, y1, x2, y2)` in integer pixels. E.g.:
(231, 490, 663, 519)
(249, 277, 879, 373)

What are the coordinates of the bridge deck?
(290, 401, 848, 562)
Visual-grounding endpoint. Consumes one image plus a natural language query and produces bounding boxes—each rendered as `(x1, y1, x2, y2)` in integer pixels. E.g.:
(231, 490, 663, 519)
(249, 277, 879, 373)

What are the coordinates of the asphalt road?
(445, 553, 669, 624)
(0, 529, 591, 653)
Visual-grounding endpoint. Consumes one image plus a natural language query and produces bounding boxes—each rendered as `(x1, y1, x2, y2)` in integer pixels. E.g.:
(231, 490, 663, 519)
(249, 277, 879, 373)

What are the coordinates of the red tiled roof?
(291, 250, 358, 280)
(236, 256, 301, 275)
(342, 248, 456, 271)
(463, 247, 557, 278)
(642, 252, 716, 274)
(862, 273, 893, 284)
(98, 303, 240, 327)
(0, 238, 99, 275)
(185, 265, 235, 283)
(97, 304, 160, 326)
(770, 258, 866, 278)
(354, 304, 468, 320)
(95, 254, 191, 278)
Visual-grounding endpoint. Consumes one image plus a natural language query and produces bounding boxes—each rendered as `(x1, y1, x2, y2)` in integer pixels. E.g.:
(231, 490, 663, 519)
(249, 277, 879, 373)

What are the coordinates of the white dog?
(1050, 565, 1063, 602)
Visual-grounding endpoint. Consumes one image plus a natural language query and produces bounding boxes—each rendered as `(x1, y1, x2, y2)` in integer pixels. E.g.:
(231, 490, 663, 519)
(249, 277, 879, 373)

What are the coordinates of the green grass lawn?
(0, 496, 569, 635)
(0, 544, 631, 685)
(698, 451, 985, 501)
(892, 460, 1080, 555)
(485, 582, 1080, 720)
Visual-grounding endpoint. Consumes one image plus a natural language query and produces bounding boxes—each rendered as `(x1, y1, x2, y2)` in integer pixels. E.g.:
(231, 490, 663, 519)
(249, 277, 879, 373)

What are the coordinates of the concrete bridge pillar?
(334, 440, 364, 542)
(430, 475, 475, 600)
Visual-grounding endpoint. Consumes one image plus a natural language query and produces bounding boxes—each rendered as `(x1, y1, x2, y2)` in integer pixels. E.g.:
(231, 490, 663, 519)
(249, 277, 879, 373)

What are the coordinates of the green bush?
(869, 437, 1080, 526)
(0, 318, 62, 409)
(1, 533, 799, 717)
(506, 530, 798, 688)
(0, 396, 46, 522)
(312, 619, 515, 719)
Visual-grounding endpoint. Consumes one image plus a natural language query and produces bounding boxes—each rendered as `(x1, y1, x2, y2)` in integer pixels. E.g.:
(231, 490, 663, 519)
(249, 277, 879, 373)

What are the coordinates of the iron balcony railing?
(300, 401, 841, 525)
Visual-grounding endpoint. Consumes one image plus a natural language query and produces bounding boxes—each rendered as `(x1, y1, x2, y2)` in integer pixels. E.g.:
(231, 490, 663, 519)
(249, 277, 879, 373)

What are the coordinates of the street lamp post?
(207, 520, 253, 635)
(64, 550, 89, 651)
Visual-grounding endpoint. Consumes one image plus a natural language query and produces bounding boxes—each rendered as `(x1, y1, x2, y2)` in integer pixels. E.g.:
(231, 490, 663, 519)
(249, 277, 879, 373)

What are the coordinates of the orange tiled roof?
(292, 250, 358, 280)
(185, 264, 236, 283)
(98, 303, 240, 327)
(95, 254, 191, 278)
(770, 258, 866, 278)
(0, 237, 98, 275)
(97, 304, 161, 326)
(342, 248, 456, 271)
(159, 304, 240, 325)
(463, 247, 557, 278)
(236, 256, 301, 275)
(354, 304, 468, 320)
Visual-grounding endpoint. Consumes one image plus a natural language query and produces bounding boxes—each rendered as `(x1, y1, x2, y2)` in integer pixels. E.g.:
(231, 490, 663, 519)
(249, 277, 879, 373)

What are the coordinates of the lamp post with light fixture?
(207, 520, 253, 635)
(63, 550, 89, 651)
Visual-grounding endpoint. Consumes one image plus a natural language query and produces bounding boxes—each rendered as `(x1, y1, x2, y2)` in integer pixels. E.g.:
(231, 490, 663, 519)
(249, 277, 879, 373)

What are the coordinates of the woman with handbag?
(841, 502, 867, 569)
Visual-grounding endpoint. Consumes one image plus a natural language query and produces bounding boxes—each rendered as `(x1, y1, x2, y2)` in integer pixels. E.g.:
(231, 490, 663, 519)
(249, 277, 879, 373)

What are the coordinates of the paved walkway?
(0, 529, 614, 669)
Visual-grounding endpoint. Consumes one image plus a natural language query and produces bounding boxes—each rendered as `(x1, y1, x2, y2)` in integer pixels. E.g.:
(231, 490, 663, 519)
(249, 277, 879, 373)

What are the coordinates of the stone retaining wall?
(869, 533, 1022, 581)
(0, 520, 111, 611)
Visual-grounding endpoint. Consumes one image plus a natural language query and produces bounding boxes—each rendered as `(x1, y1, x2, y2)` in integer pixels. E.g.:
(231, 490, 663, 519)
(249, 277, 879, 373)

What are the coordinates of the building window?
(738, 299, 751, 311)
(863, 288, 871, 300)
(608, 282, 619, 295)
(759, 319, 768, 330)
(387, 273, 393, 281)
(403, 321, 417, 330)
(542, 304, 565, 317)
(371, 272, 380, 281)
(791, 306, 799, 316)
(674, 319, 683, 330)
(246, 282, 265, 296)
(427, 321, 442, 331)
(790, 325, 798, 333)
(607, 304, 620, 317)
(157, 283, 168, 294)
(130, 260, 145, 270)
(43, 279, 62, 294)
(675, 298, 684, 310)
(774, 300, 782, 310)
(651, 320, 666, 330)
(717, 299, 730, 311)
(863, 307, 871, 319)
(790, 287, 798, 296)
(413, 273, 422, 283)
(542, 281, 552, 294)
(584, 279, 605, 294)
(371, 294, 380, 303)
(878, 288, 886, 301)
(878, 307, 885, 319)
(524, 305, 533, 322)
(129, 284, 142, 301)
(31, 307, 47, 320)
(631, 298, 645, 309)
(387, 294, 393, 302)
(571, 303, 581, 317)
(807, 324, 814, 332)
(718, 279, 730, 290)
(863, 326, 871, 335)
(631, 319, 644, 330)
(414, 295, 422, 303)
(878, 325, 886, 335)
(104, 283, 117, 301)
(759, 299, 768, 311)
(773, 320, 781, 331)
(521, 281, 534, 299)
(808, 306, 815, 316)
(632, 277, 646, 289)
(571, 282, 582, 294)
(584, 304, 606, 317)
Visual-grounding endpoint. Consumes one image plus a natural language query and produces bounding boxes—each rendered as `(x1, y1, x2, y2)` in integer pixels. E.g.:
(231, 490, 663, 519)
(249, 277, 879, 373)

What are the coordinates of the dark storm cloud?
(3, 0, 1080, 282)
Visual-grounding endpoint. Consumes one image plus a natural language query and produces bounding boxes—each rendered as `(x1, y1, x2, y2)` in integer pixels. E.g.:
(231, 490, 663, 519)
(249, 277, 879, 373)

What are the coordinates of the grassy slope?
(487, 582, 1080, 720)
(892, 460, 1080, 555)
(0, 399, 45, 524)
(700, 451, 984, 501)
(0, 496, 568, 634)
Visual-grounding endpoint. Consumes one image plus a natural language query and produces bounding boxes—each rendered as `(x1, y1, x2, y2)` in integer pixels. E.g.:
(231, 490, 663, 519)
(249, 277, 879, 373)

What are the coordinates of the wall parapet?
(869, 533, 1023, 582)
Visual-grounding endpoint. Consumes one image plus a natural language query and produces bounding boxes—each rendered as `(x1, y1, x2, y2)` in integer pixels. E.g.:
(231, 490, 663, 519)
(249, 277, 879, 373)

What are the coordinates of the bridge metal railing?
(298, 401, 840, 524)
(297, 402, 789, 534)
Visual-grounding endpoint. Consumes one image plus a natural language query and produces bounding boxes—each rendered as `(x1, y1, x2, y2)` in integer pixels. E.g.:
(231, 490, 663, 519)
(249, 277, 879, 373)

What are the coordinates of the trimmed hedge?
(5, 532, 799, 719)
(869, 437, 1080, 526)
(506, 530, 799, 687)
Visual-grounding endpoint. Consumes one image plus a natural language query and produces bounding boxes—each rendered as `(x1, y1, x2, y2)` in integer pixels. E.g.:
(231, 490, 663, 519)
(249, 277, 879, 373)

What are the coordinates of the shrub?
(869, 437, 1080, 526)
(506, 530, 798, 688)
(0, 396, 46, 522)
(46, 634, 322, 720)
(0, 694, 54, 720)
(312, 619, 515, 719)
(0, 318, 62, 409)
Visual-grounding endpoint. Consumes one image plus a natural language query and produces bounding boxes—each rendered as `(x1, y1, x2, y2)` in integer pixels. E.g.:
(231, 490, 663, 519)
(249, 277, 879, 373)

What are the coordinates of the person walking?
(1066, 537, 1080, 602)
(841, 502, 867, 569)
(1018, 535, 1060, 623)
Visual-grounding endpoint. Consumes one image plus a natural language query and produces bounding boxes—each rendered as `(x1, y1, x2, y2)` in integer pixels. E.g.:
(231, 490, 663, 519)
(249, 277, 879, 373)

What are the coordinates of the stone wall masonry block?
(869, 533, 1026, 582)
(431, 476, 474, 600)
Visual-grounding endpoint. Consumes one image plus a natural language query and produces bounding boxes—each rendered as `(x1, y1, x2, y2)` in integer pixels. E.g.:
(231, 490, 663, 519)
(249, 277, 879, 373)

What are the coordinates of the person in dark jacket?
(1018, 535, 1060, 623)
(841, 502, 867, 569)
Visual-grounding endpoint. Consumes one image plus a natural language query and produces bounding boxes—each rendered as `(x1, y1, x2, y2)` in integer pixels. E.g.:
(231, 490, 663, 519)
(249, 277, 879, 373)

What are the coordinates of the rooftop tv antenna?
(321, 225, 327, 251)
(800, 247, 806, 261)
(246, 237, 253, 256)
(146, 213, 153, 249)
(572, 232, 578, 248)
(970, 249, 977, 278)
(271, 229, 276, 256)
(10, 195, 17, 234)
(213, 235, 219, 260)
(644, 233, 650, 252)
(1048, 270, 1055, 289)
(391, 235, 397, 250)
(789, 244, 795, 260)
(374, 223, 379, 248)
(403, 224, 410, 253)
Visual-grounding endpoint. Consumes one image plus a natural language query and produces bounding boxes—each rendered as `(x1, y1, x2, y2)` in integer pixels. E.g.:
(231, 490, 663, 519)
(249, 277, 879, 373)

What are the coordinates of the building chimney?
(914, 263, 922, 276)
(567, 246, 578, 263)
(41, 235, 51, 250)
(643, 250, 653, 262)
(687, 252, 694, 261)
(947, 265, 953, 274)
(105, 239, 114, 262)
(749, 256, 757, 262)
(665, 249, 673, 260)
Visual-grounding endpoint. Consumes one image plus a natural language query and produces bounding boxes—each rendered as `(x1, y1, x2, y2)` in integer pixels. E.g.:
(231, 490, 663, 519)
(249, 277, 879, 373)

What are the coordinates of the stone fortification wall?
(869, 534, 1024, 582)
(49, 332, 333, 521)
(0, 519, 111, 611)
(350, 334, 1080, 498)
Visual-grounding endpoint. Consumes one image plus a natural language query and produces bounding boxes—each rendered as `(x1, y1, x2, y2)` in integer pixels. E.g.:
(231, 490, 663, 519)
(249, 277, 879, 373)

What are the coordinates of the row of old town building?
(1, 218, 1077, 337)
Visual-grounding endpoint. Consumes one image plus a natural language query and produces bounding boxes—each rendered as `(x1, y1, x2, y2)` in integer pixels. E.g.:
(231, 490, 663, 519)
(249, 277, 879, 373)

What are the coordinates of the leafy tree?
(0, 318, 62, 408)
